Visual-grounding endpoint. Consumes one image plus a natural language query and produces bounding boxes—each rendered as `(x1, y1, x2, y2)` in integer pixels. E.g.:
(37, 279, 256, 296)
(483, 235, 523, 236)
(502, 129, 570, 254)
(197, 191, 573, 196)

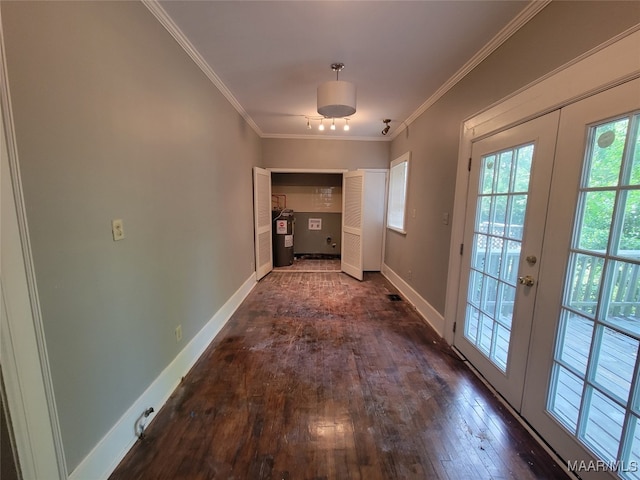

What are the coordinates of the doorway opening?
(270, 171, 343, 273)
(254, 167, 388, 281)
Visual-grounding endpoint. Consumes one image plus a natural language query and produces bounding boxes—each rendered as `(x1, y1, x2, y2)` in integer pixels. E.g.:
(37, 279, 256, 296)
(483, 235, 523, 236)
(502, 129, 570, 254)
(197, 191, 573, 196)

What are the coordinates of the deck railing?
(569, 252, 639, 320)
(472, 243, 639, 324)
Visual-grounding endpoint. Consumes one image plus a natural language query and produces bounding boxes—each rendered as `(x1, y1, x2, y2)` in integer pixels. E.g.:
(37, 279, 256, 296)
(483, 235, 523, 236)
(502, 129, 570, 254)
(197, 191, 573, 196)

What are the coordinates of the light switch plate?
(112, 219, 125, 241)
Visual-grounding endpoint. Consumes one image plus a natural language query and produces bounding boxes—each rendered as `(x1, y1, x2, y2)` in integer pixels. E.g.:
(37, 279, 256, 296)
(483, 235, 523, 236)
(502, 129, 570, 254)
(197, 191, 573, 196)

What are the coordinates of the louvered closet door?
(253, 167, 272, 280)
(342, 171, 365, 280)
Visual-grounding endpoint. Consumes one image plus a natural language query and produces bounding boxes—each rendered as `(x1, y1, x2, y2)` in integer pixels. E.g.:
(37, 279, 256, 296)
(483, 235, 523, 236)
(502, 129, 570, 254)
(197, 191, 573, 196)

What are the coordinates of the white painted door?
(522, 79, 640, 479)
(253, 167, 272, 280)
(454, 110, 560, 410)
(361, 170, 388, 272)
(342, 171, 365, 280)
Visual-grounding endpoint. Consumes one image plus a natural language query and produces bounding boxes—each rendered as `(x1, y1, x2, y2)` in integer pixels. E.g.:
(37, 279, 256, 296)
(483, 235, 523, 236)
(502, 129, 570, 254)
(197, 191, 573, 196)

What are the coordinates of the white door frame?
(1, 14, 67, 478)
(444, 26, 640, 345)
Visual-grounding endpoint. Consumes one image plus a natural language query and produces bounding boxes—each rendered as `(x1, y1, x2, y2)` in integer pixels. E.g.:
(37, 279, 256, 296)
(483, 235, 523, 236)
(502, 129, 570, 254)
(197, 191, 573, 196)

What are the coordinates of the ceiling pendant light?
(306, 118, 311, 129)
(344, 118, 350, 131)
(317, 63, 356, 118)
(318, 119, 325, 131)
(330, 118, 336, 131)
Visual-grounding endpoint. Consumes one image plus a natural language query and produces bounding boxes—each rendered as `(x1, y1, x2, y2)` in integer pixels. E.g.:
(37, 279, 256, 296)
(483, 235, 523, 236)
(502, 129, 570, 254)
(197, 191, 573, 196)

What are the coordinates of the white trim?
(466, 25, 640, 139)
(142, 0, 263, 138)
(69, 274, 256, 480)
(444, 27, 640, 344)
(390, 0, 551, 140)
(381, 263, 444, 335)
(0, 11, 68, 479)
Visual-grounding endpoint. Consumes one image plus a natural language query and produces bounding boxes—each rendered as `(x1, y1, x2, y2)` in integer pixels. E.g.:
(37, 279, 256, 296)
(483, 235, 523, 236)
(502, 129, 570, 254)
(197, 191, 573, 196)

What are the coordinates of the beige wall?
(271, 172, 343, 213)
(387, 1, 640, 317)
(262, 138, 390, 170)
(3, 0, 639, 475)
(271, 186, 342, 213)
(2, 1, 260, 471)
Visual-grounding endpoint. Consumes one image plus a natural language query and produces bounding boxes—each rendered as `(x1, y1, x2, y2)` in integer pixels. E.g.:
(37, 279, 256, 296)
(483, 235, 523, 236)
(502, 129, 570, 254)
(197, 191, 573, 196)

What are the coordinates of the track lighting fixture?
(381, 119, 391, 136)
(304, 115, 351, 133)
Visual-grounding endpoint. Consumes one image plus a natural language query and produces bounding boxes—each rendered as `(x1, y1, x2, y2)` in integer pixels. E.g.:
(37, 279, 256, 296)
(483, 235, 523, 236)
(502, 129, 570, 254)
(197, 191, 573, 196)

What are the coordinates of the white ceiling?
(154, 1, 538, 140)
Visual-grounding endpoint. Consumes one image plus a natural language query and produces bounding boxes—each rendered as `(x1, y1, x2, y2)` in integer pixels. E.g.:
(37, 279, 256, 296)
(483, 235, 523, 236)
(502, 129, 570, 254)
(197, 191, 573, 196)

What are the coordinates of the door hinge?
(468, 157, 472, 172)
(453, 322, 457, 333)
(460, 243, 464, 255)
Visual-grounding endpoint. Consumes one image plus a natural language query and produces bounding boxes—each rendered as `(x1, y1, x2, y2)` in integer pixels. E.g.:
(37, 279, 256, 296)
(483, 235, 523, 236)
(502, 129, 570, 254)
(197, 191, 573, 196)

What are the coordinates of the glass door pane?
(547, 111, 640, 476)
(464, 144, 533, 372)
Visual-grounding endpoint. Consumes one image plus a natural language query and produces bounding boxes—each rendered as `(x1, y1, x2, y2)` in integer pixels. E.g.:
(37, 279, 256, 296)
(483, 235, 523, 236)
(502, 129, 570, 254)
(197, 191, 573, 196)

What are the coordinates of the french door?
(457, 78, 640, 478)
(454, 110, 560, 410)
(523, 79, 640, 479)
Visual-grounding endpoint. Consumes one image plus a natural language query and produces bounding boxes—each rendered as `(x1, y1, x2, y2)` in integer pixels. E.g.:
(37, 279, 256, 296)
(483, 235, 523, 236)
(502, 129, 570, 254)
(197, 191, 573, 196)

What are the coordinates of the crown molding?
(144, 0, 549, 142)
(390, 0, 551, 140)
(142, 0, 263, 137)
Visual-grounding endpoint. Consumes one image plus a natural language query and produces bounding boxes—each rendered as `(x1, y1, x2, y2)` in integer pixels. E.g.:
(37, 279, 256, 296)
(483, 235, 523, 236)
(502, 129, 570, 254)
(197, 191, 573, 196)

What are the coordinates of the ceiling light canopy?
(317, 63, 356, 118)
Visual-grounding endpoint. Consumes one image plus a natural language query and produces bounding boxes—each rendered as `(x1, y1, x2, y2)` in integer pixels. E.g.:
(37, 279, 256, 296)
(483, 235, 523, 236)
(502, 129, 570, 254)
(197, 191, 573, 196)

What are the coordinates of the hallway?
(110, 270, 569, 479)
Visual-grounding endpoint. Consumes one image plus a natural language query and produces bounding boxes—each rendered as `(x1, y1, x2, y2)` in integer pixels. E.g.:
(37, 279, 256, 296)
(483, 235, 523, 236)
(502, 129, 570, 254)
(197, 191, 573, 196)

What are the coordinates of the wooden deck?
(109, 270, 569, 479)
(550, 311, 639, 464)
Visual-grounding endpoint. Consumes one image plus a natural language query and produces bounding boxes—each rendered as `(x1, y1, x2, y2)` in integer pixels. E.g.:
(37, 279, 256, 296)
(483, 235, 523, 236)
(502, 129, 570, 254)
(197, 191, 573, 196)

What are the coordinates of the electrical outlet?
(175, 325, 182, 342)
(111, 219, 125, 241)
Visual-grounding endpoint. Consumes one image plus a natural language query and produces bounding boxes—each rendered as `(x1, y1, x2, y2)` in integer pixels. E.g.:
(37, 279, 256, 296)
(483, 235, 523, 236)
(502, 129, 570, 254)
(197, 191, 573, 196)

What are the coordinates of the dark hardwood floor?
(109, 269, 570, 480)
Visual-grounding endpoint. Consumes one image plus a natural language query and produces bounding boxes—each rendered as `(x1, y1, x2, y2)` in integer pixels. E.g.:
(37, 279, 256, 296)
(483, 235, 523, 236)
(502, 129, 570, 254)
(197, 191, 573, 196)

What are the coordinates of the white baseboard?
(69, 273, 257, 480)
(381, 263, 445, 336)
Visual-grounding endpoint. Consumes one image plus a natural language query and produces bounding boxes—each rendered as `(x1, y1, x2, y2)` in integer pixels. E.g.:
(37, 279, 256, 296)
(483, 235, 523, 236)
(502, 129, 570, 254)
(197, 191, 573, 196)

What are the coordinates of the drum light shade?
(317, 80, 356, 118)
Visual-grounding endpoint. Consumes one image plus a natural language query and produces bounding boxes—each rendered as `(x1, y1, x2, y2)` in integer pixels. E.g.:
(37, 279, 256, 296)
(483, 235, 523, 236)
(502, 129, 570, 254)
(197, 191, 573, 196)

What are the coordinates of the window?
(387, 152, 410, 233)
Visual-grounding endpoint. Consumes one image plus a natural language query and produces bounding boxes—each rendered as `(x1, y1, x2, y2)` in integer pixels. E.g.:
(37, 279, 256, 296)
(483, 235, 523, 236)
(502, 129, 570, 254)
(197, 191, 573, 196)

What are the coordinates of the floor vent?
(387, 294, 402, 302)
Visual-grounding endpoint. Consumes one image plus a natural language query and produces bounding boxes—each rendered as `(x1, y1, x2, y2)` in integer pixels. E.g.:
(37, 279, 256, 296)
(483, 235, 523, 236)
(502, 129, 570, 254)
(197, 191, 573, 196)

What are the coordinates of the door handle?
(518, 275, 536, 287)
